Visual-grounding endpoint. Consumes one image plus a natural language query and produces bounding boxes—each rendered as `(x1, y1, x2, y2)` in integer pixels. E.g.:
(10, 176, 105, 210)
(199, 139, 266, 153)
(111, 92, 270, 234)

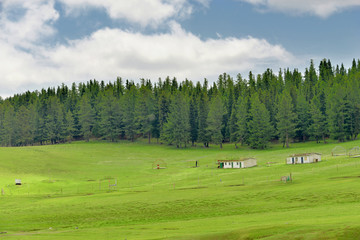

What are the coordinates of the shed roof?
(217, 158, 256, 163)
(289, 153, 321, 157)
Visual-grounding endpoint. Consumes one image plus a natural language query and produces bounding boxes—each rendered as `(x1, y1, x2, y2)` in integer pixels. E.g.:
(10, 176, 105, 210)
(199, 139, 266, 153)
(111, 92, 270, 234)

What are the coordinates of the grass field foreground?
(1, 140, 360, 239)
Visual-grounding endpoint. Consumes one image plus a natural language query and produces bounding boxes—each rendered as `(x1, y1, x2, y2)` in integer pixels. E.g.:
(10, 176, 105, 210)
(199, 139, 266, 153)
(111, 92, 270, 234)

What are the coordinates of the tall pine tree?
(248, 94, 273, 149)
(235, 96, 249, 146)
(206, 94, 225, 148)
(310, 96, 327, 143)
(276, 90, 297, 148)
(161, 92, 190, 148)
(78, 93, 95, 141)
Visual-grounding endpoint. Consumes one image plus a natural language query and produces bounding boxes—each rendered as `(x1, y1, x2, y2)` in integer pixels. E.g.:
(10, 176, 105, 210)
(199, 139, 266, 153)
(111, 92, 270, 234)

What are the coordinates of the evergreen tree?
(228, 104, 238, 148)
(189, 92, 199, 146)
(198, 90, 210, 147)
(0, 102, 15, 146)
(15, 106, 33, 146)
(27, 103, 38, 145)
(310, 96, 327, 143)
(223, 74, 235, 141)
(161, 92, 190, 148)
(99, 92, 122, 141)
(78, 93, 95, 141)
(158, 91, 171, 139)
(64, 110, 76, 142)
(326, 85, 348, 142)
(248, 94, 273, 149)
(346, 78, 360, 140)
(151, 85, 161, 142)
(248, 71, 256, 94)
(319, 58, 334, 83)
(122, 85, 138, 142)
(45, 96, 64, 144)
(304, 60, 318, 102)
(276, 91, 297, 148)
(235, 96, 249, 146)
(206, 94, 225, 148)
(295, 91, 311, 141)
(136, 83, 155, 143)
(34, 94, 48, 144)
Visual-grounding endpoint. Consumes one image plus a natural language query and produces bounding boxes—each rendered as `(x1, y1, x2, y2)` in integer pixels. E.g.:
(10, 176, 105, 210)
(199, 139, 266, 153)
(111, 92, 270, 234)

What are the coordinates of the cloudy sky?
(0, 0, 359, 98)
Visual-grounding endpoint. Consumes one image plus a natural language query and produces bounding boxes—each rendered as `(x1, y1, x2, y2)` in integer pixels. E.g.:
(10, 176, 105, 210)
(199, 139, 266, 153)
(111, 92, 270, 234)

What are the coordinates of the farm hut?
(15, 179, 22, 185)
(286, 153, 321, 164)
(218, 158, 257, 169)
(332, 146, 346, 156)
(348, 146, 360, 158)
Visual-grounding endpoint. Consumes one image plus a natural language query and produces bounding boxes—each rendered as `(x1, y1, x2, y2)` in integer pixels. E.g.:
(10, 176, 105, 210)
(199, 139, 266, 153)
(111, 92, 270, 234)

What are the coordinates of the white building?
(286, 153, 321, 164)
(15, 179, 22, 185)
(218, 158, 257, 169)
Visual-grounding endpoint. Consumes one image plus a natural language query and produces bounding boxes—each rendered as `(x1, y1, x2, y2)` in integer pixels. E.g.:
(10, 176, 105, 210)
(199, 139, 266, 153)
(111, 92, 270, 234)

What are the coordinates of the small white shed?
(15, 179, 22, 185)
(218, 158, 257, 169)
(286, 153, 321, 164)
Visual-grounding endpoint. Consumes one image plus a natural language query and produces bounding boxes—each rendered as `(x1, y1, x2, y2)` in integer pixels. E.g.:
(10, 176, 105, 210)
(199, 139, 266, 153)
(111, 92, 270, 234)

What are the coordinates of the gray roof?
(217, 158, 256, 163)
(289, 153, 321, 157)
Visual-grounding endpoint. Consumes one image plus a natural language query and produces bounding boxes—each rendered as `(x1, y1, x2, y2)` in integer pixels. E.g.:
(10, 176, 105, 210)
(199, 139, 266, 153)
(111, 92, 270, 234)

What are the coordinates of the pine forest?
(1, 58, 360, 149)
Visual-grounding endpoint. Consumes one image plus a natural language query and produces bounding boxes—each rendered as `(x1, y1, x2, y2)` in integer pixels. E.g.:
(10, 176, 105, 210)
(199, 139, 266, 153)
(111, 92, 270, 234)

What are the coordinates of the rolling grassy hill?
(1, 140, 360, 239)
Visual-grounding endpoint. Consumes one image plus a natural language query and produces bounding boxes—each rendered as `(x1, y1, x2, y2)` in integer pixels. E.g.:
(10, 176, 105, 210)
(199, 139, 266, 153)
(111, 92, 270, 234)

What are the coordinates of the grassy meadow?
(1, 139, 360, 239)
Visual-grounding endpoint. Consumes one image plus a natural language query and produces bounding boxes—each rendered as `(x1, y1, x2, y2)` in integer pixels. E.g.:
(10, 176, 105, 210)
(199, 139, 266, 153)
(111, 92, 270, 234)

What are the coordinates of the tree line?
(0, 59, 360, 149)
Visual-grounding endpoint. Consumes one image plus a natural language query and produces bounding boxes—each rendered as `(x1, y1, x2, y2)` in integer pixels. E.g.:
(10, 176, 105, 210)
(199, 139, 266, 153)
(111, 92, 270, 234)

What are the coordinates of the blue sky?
(0, 0, 359, 98)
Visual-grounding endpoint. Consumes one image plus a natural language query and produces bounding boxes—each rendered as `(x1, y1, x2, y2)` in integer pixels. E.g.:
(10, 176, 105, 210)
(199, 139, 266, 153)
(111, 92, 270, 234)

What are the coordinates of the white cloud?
(0, 0, 59, 48)
(0, 42, 56, 97)
(59, 0, 210, 27)
(240, 0, 360, 18)
(0, 20, 294, 97)
(0, 0, 296, 98)
(48, 22, 293, 76)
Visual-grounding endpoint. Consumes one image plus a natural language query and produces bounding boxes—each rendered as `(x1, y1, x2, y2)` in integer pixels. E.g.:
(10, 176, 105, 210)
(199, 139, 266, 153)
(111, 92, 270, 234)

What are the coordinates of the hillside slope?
(1, 140, 360, 239)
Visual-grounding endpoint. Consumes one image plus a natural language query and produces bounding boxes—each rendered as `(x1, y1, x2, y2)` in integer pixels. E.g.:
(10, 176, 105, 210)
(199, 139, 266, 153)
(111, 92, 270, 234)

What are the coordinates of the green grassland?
(1, 140, 360, 239)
